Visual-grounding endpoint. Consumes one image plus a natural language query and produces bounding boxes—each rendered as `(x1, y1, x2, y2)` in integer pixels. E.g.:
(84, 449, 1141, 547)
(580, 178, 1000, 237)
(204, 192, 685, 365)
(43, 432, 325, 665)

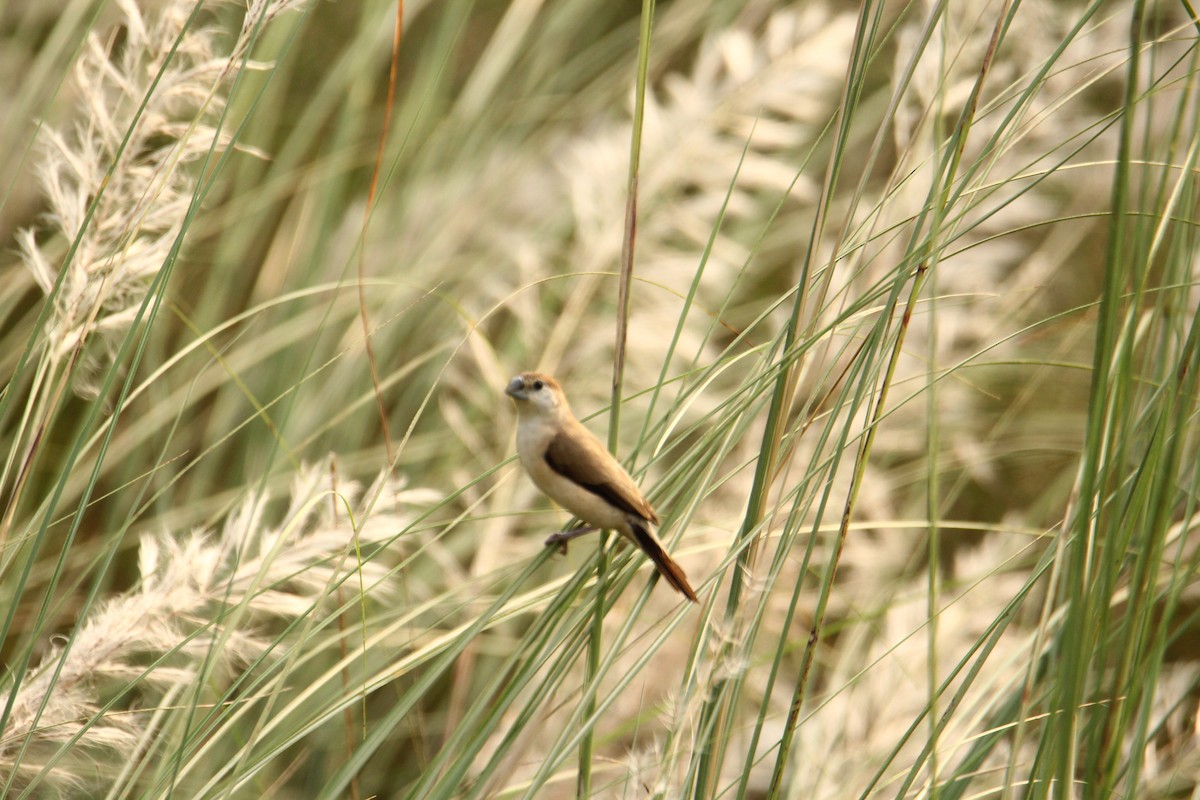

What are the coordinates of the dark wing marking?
(544, 428, 657, 523)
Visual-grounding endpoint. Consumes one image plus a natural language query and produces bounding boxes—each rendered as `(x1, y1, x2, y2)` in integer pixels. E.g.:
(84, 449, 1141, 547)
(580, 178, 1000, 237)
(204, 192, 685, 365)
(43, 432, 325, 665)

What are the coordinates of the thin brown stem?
(357, 0, 405, 465)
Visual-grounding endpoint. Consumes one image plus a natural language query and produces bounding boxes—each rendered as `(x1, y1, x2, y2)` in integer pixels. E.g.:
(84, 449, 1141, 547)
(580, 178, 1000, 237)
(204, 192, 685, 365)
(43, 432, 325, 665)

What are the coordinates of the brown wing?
(543, 426, 658, 524)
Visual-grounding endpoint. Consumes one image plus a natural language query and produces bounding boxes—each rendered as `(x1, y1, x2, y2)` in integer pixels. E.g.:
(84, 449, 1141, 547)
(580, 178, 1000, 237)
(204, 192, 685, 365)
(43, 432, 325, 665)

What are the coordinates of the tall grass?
(1, 0, 1198, 797)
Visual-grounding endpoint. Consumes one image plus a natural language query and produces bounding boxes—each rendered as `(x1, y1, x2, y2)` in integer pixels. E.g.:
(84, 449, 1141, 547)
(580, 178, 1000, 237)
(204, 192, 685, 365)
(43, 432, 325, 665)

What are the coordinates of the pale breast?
(516, 414, 629, 531)
(525, 454, 628, 531)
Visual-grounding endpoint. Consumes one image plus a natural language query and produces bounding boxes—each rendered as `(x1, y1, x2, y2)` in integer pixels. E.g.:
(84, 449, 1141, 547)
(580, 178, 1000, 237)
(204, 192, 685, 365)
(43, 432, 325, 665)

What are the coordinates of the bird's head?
(505, 372, 568, 417)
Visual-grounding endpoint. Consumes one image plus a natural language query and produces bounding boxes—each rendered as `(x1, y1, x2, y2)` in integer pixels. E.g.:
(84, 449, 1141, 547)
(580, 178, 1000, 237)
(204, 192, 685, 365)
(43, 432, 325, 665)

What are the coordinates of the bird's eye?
(533, 380, 544, 391)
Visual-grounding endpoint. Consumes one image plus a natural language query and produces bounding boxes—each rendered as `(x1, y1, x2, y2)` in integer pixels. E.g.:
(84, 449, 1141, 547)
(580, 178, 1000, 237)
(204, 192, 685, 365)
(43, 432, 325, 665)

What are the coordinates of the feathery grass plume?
(15, 0, 304, 396)
(763, 532, 1039, 798)
(539, 5, 853, 402)
(0, 459, 425, 795)
(413, 5, 851, 404)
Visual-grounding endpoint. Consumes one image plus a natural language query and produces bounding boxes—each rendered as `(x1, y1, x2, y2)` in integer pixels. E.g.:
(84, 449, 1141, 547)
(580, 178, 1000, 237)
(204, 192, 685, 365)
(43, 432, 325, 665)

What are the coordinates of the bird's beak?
(505, 376, 527, 400)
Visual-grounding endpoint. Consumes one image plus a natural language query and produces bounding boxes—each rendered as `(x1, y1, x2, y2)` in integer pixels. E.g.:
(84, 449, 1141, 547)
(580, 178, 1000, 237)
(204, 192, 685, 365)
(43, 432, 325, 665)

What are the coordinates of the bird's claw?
(544, 530, 573, 555)
(544, 525, 599, 555)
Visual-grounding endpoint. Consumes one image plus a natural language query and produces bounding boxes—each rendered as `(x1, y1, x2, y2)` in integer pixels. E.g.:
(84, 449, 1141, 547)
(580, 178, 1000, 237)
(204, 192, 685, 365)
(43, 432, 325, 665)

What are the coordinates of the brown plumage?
(506, 371, 698, 602)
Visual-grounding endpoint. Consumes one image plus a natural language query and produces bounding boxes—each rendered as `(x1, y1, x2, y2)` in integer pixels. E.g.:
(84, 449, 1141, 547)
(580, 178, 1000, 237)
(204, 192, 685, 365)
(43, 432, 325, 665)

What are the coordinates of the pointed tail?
(629, 519, 698, 603)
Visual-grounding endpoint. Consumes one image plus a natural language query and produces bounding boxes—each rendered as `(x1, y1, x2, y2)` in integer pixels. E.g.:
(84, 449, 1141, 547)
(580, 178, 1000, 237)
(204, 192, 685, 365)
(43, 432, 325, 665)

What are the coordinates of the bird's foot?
(545, 525, 599, 555)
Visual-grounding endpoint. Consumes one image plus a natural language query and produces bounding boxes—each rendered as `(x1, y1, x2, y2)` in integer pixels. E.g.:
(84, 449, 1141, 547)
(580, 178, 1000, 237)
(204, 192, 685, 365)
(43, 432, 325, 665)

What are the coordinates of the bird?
(505, 371, 698, 602)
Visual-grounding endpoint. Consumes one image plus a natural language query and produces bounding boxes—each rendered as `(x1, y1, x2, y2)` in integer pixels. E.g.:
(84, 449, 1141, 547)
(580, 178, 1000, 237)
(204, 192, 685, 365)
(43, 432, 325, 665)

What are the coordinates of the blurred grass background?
(1, 0, 1199, 797)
